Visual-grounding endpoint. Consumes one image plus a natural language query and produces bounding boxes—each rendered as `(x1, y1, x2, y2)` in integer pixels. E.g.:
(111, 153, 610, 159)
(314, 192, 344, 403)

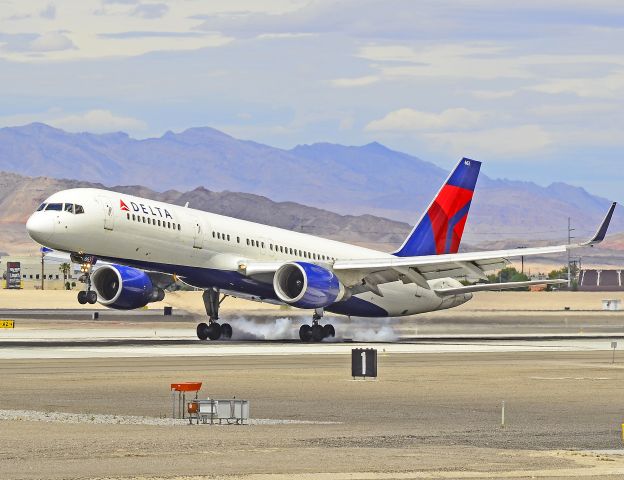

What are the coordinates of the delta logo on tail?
(120, 200, 130, 211)
(393, 158, 481, 257)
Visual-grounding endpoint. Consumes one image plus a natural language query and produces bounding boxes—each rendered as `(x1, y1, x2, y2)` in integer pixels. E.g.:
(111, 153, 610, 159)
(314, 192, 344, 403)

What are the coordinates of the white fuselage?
(26, 188, 471, 317)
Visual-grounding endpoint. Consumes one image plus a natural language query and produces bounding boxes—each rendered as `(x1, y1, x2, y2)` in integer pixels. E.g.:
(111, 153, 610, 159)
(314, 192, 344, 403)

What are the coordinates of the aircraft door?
(192, 218, 205, 249)
(99, 197, 115, 231)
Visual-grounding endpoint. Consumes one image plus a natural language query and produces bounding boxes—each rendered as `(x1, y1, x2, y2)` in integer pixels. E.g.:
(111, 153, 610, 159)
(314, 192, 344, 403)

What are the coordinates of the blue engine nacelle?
(91, 264, 164, 310)
(273, 262, 348, 309)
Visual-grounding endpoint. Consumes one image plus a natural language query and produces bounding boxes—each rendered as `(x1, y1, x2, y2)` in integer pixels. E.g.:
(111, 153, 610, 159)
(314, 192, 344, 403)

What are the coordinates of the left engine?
(91, 264, 165, 310)
(273, 261, 348, 309)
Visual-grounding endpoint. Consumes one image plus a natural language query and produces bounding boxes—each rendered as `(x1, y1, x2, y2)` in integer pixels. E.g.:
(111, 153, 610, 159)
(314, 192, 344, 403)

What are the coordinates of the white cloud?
(29, 32, 75, 52)
(529, 72, 624, 98)
(0, 0, 237, 61)
(330, 75, 379, 87)
(550, 127, 624, 147)
(359, 43, 534, 81)
(49, 109, 147, 134)
(366, 108, 485, 132)
(425, 125, 553, 158)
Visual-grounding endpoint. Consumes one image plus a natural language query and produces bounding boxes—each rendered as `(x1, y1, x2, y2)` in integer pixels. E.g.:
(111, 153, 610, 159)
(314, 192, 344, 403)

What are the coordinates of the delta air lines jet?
(26, 159, 616, 342)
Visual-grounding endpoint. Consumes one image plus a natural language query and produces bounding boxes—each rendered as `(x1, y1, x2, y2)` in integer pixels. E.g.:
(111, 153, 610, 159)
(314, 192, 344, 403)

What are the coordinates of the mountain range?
(0, 123, 621, 245)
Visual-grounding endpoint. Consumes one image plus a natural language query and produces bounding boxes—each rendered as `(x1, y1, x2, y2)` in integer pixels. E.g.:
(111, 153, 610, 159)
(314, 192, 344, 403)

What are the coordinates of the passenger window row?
(213, 231, 231, 242)
(244, 237, 332, 260)
(127, 213, 181, 231)
(37, 203, 84, 214)
(246, 238, 265, 249)
(268, 243, 335, 261)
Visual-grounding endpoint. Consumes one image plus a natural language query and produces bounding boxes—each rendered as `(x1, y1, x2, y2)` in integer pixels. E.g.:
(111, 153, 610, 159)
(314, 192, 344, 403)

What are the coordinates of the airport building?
(578, 269, 624, 291)
(0, 254, 79, 290)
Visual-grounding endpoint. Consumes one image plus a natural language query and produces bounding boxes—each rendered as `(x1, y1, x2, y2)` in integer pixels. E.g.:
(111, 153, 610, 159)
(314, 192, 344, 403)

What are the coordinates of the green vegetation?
(487, 267, 529, 284)
(485, 267, 530, 291)
(59, 262, 71, 289)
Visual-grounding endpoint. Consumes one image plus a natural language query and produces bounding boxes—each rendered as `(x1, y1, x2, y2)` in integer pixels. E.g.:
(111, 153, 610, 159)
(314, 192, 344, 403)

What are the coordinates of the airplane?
(25, 158, 616, 342)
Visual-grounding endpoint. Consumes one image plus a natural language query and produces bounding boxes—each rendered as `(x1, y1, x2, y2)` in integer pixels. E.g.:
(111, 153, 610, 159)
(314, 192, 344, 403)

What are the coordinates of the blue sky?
(1, 0, 623, 200)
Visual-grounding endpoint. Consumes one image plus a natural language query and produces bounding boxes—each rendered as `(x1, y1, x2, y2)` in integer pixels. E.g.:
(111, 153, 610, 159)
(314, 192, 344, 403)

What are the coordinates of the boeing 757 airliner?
(26, 159, 616, 341)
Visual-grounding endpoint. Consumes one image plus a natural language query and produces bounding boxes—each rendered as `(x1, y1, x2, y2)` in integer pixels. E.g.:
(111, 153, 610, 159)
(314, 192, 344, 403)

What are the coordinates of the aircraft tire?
(323, 324, 335, 339)
(87, 291, 98, 304)
(221, 323, 233, 339)
(77, 291, 87, 305)
(311, 324, 324, 342)
(207, 322, 222, 341)
(299, 324, 312, 342)
(197, 322, 209, 341)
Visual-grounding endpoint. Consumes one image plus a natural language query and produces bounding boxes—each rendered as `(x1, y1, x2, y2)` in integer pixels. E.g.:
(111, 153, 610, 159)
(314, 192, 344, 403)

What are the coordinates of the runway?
(3, 306, 624, 478)
(2, 310, 624, 359)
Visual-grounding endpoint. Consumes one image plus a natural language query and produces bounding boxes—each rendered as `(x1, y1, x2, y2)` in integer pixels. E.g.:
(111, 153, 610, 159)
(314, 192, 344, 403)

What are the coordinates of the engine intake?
(91, 264, 164, 310)
(273, 262, 347, 309)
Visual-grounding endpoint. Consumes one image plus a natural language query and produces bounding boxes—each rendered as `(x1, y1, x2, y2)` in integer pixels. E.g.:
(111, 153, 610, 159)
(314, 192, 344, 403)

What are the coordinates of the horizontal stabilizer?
(434, 279, 567, 296)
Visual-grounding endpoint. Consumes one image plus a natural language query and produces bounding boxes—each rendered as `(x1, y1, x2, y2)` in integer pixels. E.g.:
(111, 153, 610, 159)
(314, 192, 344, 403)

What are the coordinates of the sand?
(1, 289, 622, 313)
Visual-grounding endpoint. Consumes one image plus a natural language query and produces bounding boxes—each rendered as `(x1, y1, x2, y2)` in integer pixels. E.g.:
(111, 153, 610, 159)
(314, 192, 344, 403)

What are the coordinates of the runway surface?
(3, 308, 624, 479)
(2, 313, 624, 359)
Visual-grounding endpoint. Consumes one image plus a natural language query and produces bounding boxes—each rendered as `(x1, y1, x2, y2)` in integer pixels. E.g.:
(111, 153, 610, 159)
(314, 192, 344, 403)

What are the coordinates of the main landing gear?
(196, 287, 233, 341)
(299, 308, 335, 342)
(74, 254, 97, 305)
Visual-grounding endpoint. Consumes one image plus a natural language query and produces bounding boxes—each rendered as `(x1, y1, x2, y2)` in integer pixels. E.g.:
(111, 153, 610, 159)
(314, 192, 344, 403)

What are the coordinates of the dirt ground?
(2, 351, 624, 479)
(0, 289, 622, 313)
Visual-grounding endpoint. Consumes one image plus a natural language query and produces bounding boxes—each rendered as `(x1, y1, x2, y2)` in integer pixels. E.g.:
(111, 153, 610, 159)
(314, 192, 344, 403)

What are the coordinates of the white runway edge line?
(0, 410, 341, 426)
(0, 339, 618, 359)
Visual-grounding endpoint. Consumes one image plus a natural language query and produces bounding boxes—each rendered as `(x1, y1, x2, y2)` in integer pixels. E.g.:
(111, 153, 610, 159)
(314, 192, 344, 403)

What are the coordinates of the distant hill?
(0, 123, 620, 242)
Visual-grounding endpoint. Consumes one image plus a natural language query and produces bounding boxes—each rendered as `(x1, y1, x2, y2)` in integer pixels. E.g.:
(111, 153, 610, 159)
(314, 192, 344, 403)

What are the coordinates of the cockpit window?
(36, 203, 47, 211)
(64, 203, 74, 213)
(75, 204, 85, 214)
(45, 203, 63, 211)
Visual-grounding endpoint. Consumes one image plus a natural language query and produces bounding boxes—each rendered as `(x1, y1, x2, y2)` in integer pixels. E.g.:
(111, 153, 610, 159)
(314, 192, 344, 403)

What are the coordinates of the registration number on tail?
(0, 320, 14, 328)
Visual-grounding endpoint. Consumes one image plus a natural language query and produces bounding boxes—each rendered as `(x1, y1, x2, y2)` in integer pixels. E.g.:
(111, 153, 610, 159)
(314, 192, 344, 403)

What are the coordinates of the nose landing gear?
(74, 254, 97, 305)
(196, 288, 232, 341)
(77, 290, 97, 305)
(299, 308, 335, 342)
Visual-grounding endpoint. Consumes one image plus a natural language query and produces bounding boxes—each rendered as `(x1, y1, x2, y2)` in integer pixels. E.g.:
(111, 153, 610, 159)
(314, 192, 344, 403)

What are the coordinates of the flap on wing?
(434, 279, 567, 296)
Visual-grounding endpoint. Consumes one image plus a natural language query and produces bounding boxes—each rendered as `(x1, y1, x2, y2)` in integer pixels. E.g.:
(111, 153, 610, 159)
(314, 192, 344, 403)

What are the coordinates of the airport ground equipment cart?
(187, 399, 249, 425)
(171, 382, 202, 419)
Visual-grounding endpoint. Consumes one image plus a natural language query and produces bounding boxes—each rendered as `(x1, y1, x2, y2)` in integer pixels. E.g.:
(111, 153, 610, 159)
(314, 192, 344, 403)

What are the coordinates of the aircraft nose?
(26, 213, 54, 244)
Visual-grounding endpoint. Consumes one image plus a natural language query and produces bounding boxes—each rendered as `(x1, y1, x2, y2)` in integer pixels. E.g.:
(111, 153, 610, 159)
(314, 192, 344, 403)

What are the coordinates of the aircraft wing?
(332, 202, 616, 291)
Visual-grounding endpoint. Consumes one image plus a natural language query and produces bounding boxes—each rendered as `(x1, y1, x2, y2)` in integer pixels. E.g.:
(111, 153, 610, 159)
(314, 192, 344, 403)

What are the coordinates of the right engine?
(273, 261, 349, 309)
(91, 264, 164, 310)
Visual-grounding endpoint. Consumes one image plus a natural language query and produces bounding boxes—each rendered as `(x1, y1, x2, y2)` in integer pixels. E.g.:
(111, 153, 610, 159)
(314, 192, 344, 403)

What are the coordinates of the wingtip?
(582, 201, 617, 246)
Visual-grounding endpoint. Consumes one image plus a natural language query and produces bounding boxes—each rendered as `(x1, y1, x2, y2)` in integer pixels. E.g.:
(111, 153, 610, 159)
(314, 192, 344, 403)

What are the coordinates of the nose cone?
(26, 213, 54, 244)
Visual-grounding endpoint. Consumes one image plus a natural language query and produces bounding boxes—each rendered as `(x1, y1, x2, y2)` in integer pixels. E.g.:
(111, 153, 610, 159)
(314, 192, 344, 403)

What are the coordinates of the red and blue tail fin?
(393, 158, 481, 257)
